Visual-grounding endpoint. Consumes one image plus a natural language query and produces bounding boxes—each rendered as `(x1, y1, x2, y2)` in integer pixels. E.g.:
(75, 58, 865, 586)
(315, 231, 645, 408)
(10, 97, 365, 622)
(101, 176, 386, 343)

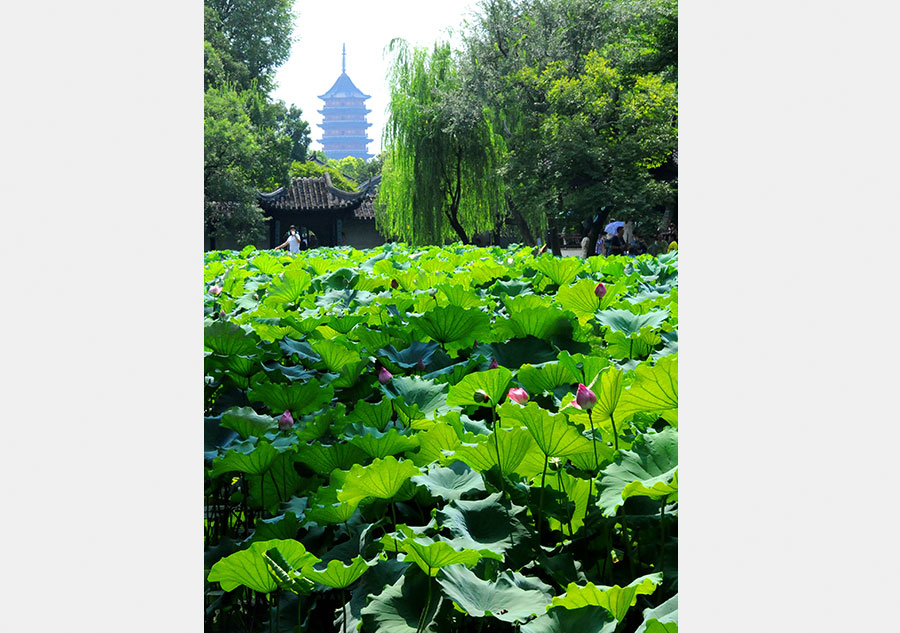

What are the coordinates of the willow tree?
(376, 40, 505, 245)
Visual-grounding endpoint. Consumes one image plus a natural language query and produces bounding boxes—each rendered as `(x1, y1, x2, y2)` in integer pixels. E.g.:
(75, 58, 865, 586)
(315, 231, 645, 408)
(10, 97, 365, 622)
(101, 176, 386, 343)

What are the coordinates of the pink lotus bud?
(488, 359, 499, 370)
(278, 410, 294, 431)
(219, 311, 226, 319)
(210, 284, 223, 296)
(575, 383, 597, 411)
(507, 387, 529, 404)
(594, 282, 607, 300)
(391, 279, 399, 289)
(378, 367, 393, 385)
(416, 359, 426, 372)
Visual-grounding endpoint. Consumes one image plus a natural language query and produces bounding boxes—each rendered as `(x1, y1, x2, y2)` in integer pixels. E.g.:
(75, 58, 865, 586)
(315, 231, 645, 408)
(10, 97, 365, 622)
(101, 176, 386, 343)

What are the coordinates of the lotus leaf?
(207, 539, 320, 593)
(437, 564, 554, 623)
(552, 573, 662, 621)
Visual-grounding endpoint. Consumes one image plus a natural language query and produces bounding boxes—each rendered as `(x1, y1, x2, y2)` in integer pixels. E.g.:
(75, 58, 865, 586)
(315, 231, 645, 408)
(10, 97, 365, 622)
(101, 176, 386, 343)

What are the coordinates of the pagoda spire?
(342, 43, 346, 73)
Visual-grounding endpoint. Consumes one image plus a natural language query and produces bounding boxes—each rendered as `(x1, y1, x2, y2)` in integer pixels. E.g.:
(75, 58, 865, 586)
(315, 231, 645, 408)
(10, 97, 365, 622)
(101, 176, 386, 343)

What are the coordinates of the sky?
(272, 0, 480, 157)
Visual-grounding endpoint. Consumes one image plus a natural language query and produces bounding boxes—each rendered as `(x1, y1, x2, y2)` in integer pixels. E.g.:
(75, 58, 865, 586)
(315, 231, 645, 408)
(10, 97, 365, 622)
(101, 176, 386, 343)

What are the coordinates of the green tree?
(459, 0, 678, 250)
(376, 40, 506, 246)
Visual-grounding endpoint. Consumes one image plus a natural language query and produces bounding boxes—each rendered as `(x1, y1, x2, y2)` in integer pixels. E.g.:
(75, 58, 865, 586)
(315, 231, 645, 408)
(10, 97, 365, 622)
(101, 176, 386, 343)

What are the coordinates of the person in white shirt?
(275, 225, 306, 254)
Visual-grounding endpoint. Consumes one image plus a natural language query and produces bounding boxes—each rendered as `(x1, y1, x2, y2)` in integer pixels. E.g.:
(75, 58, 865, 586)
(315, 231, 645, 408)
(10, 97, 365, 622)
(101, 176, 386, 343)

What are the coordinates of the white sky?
(272, 0, 480, 157)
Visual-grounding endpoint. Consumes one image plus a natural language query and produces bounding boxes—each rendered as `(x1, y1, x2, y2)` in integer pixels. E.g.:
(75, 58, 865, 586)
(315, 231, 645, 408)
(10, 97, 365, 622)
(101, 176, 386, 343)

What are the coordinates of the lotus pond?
(204, 243, 678, 633)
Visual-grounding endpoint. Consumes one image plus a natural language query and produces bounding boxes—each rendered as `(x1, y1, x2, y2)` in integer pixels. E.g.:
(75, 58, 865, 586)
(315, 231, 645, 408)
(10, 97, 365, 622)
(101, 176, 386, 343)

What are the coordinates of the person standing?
(580, 230, 594, 258)
(623, 218, 634, 246)
(275, 225, 304, 254)
(608, 226, 627, 256)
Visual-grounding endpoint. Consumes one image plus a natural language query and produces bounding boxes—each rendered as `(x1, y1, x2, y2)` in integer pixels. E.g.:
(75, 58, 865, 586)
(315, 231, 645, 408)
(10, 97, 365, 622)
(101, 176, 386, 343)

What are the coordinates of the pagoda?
(317, 45, 373, 160)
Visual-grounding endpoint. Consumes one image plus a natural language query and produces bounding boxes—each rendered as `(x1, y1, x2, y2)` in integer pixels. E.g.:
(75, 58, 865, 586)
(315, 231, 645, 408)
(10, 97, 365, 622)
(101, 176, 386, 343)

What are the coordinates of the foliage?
(204, 0, 311, 247)
(289, 160, 359, 192)
(204, 243, 677, 632)
(376, 40, 506, 245)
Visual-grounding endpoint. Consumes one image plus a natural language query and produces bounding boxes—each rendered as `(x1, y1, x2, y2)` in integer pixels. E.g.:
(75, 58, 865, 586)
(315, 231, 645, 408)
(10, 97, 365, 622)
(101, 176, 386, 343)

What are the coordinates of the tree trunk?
(446, 151, 470, 244)
(507, 196, 536, 244)
(549, 194, 563, 256)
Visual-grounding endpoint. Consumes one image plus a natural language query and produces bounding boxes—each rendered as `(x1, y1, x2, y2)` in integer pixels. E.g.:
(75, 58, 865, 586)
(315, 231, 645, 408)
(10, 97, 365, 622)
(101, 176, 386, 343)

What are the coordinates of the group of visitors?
(580, 220, 677, 259)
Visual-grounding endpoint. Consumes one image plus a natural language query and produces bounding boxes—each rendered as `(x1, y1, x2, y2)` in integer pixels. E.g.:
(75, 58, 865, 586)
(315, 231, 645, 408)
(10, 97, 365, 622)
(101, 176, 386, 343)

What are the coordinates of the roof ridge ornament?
(342, 43, 346, 74)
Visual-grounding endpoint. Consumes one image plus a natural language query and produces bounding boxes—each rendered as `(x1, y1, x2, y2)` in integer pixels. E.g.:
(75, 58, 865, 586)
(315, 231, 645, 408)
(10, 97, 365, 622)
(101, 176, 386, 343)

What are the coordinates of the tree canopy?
(376, 40, 506, 245)
(204, 0, 311, 247)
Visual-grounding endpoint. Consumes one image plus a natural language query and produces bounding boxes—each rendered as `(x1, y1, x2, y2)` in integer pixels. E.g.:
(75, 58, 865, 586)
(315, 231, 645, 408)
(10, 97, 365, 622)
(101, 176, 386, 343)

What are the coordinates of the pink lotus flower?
(377, 367, 393, 385)
(574, 383, 597, 411)
(391, 279, 399, 289)
(210, 284, 223, 296)
(507, 387, 529, 404)
(594, 282, 607, 300)
(488, 359, 499, 370)
(416, 359, 427, 372)
(278, 410, 294, 431)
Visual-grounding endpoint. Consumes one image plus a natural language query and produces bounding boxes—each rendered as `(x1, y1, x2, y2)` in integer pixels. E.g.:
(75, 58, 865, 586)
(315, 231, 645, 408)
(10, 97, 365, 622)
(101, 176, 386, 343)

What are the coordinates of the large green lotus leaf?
(346, 398, 394, 431)
(278, 314, 325, 338)
(348, 427, 420, 459)
(336, 558, 410, 633)
(597, 428, 678, 516)
(635, 594, 678, 633)
(389, 376, 449, 417)
(410, 421, 463, 466)
(534, 255, 582, 287)
(516, 362, 577, 396)
(552, 574, 662, 621)
(593, 366, 624, 420)
(324, 313, 367, 334)
(247, 379, 334, 416)
(383, 526, 501, 575)
(209, 439, 278, 476)
(295, 442, 367, 476)
(220, 407, 277, 440)
(378, 341, 441, 370)
(360, 567, 443, 633)
(310, 339, 362, 372)
(296, 405, 343, 442)
(613, 355, 678, 426)
(252, 510, 302, 542)
(302, 555, 376, 589)
(205, 321, 259, 356)
(437, 492, 528, 555)
(489, 279, 533, 298)
(556, 351, 611, 387)
(499, 402, 594, 458)
(453, 425, 542, 477)
(409, 305, 491, 352)
(260, 361, 318, 383)
(205, 260, 226, 282)
(304, 483, 360, 525)
(315, 287, 376, 310)
(249, 252, 285, 276)
(265, 270, 312, 305)
(318, 266, 359, 291)
(278, 338, 322, 364)
(479, 337, 561, 368)
(469, 259, 508, 285)
(499, 295, 571, 340)
(605, 328, 662, 361)
(207, 539, 320, 593)
(411, 461, 485, 500)
(446, 367, 513, 408)
(437, 564, 554, 623)
(557, 279, 601, 323)
(337, 456, 422, 505)
(248, 452, 302, 512)
(522, 606, 617, 633)
(595, 308, 669, 336)
(438, 284, 485, 309)
(544, 468, 592, 535)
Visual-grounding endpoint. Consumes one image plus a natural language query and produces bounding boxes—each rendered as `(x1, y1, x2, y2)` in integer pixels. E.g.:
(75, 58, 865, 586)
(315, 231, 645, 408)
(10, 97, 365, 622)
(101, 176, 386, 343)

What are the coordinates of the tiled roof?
(317, 72, 371, 100)
(258, 173, 377, 221)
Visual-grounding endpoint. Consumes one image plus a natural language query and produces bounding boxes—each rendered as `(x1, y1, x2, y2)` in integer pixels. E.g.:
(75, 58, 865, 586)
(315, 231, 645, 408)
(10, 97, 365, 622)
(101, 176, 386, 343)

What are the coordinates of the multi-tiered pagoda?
(317, 45, 373, 160)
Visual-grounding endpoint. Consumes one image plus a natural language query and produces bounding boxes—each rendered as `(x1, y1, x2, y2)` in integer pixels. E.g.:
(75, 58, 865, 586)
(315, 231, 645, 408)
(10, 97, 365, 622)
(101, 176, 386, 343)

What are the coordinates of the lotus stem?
(658, 498, 666, 577)
(491, 405, 507, 499)
(342, 588, 348, 633)
(610, 413, 618, 451)
(587, 410, 599, 504)
(415, 573, 433, 633)
(537, 456, 548, 540)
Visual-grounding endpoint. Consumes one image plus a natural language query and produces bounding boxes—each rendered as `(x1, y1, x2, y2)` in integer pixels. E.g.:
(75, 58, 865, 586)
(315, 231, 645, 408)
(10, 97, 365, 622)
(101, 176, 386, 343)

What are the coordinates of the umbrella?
(604, 220, 624, 235)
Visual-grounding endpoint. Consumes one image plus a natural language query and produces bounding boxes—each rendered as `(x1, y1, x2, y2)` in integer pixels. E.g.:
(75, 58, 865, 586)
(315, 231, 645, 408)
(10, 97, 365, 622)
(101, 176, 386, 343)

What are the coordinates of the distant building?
(258, 173, 384, 249)
(317, 44, 373, 160)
